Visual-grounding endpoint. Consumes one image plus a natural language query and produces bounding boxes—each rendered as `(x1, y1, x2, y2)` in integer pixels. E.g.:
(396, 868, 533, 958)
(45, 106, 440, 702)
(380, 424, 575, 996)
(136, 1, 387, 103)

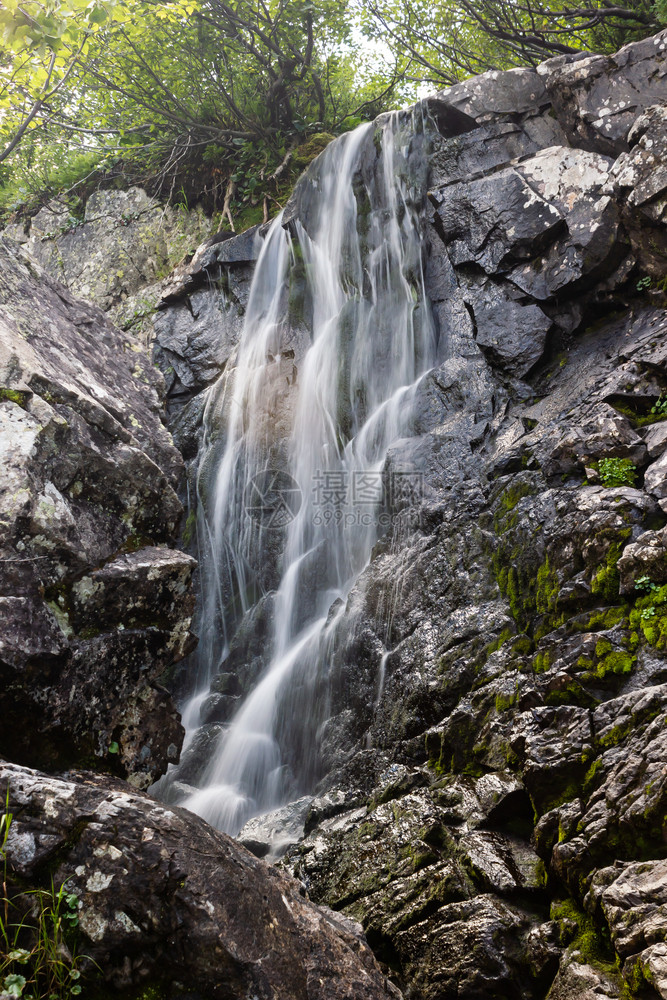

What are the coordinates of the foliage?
(356, 0, 663, 89)
(596, 457, 637, 488)
(0, 0, 665, 225)
(0, 0, 401, 226)
(0, 0, 126, 165)
(650, 393, 667, 418)
(1, 789, 86, 999)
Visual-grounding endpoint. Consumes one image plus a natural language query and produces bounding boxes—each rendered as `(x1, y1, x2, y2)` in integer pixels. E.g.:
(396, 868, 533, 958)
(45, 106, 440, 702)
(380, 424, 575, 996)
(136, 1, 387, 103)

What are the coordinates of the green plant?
(1, 789, 86, 998)
(635, 575, 658, 594)
(597, 457, 637, 488)
(650, 394, 667, 418)
(636, 275, 652, 292)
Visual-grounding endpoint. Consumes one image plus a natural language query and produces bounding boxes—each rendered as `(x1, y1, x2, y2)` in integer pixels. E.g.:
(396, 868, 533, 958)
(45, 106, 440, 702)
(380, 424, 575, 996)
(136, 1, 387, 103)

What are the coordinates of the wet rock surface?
(0, 239, 193, 786)
(267, 30, 667, 1000)
(0, 761, 400, 1000)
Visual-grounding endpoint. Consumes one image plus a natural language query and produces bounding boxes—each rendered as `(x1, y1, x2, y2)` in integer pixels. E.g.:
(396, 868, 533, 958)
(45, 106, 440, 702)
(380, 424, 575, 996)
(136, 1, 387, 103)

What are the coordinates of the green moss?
(630, 583, 667, 649)
(599, 720, 632, 748)
(595, 638, 613, 658)
(545, 679, 597, 708)
(182, 507, 197, 547)
(594, 649, 635, 678)
(494, 542, 563, 638)
(495, 689, 519, 713)
(536, 555, 559, 616)
(624, 957, 655, 996)
(511, 635, 534, 656)
(583, 757, 603, 793)
(551, 899, 617, 975)
(292, 132, 336, 169)
(0, 387, 30, 409)
(507, 566, 522, 623)
(500, 482, 534, 513)
(591, 532, 631, 601)
(533, 649, 551, 674)
(609, 398, 667, 428)
(493, 482, 535, 535)
(574, 606, 628, 631)
(485, 627, 513, 657)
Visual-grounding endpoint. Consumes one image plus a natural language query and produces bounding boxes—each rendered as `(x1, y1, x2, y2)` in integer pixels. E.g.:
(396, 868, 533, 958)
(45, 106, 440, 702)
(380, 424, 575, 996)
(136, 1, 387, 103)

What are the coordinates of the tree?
(0, 0, 400, 225)
(356, 0, 663, 88)
(0, 0, 120, 163)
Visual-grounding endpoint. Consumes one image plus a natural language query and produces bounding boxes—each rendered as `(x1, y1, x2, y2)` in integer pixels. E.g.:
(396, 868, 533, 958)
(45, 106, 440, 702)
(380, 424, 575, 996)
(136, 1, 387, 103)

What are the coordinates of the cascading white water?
(176, 110, 436, 837)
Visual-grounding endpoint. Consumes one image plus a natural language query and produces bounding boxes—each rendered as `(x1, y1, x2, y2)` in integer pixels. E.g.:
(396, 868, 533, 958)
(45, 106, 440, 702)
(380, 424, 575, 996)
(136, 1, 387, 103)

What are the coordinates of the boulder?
(538, 30, 667, 155)
(0, 760, 400, 1000)
(645, 449, 667, 501)
(617, 527, 667, 592)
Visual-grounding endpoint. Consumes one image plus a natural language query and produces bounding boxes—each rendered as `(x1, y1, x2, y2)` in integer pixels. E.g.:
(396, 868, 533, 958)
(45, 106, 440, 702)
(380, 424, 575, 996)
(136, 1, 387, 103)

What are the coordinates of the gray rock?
(238, 795, 313, 859)
(538, 30, 667, 155)
(507, 146, 621, 298)
(153, 280, 246, 397)
(431, 163, 564, 273)
(434, 67, 548, 123)
(645, 449, 667, 500)
(0, 761, 400, 1000)
(23, 188, 212, 339)
(0, 239, 191, 786)
(428, 115, 567, 190)
(617, 527, 667, 592)
(588, 859, 667, 958)
(643, 421, 667, 459)
(545, 958, 621, 999)
(464, 278, 552, 376)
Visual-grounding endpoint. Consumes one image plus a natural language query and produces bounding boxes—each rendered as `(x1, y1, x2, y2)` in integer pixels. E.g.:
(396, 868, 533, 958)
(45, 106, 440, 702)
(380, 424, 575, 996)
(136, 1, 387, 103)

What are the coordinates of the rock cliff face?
(0, 240, 192, 788)
(5, 188, 212, 343)
(3, 26, 667, 1000)
(151, 29, 667, 1000)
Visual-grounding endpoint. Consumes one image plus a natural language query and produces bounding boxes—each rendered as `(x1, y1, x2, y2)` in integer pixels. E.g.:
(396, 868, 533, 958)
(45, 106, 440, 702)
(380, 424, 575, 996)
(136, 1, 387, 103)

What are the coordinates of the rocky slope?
(149, 29, 667, 1000)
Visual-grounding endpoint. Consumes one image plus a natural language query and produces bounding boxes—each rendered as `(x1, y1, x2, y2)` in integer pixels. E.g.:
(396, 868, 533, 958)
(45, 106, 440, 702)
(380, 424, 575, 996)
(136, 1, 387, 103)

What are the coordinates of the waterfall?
(171, 110, 436, 837)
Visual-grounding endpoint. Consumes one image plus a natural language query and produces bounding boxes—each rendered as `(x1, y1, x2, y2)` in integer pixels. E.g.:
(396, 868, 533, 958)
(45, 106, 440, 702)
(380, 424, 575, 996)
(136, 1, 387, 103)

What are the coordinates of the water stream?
(168, 110, 437, 837)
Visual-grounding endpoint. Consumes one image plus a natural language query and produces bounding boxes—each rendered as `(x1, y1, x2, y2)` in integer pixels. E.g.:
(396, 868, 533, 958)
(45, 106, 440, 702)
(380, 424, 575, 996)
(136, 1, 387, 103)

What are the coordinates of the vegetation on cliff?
(0, 0, 664, 227)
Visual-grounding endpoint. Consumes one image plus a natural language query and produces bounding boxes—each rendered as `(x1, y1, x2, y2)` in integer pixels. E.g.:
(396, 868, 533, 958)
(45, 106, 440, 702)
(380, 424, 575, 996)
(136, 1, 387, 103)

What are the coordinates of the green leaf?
(108, 741, 119, 754)
(3, 974, 27, 997)
(7, 951, 30, 964)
